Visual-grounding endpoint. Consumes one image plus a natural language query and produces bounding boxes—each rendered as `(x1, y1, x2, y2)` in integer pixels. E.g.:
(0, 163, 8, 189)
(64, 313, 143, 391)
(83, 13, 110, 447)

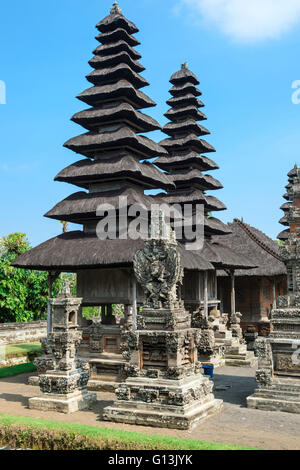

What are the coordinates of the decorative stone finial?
(111, 0, 122, 15)
(181, 61, 188, 70)
(59, 280, 72, 297)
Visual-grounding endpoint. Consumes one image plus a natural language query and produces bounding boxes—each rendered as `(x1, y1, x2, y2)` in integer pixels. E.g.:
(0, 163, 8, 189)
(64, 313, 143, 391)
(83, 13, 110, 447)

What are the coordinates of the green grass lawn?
(0, 414, 258, 450)
(4, 342, 42, 359)
(0, 362, 37, 378)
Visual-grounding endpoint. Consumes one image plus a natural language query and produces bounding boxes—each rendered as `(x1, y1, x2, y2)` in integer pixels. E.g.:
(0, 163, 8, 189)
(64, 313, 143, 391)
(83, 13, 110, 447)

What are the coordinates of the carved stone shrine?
(247, 166, 300, 413)
(103, 222, 223, 429)
(29, 283, 97, 413)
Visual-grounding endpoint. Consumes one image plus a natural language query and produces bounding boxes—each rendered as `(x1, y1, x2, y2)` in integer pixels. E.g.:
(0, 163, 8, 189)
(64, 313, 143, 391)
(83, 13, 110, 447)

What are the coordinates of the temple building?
(216, 219, 287, 336)
(12, 3, 218, 389)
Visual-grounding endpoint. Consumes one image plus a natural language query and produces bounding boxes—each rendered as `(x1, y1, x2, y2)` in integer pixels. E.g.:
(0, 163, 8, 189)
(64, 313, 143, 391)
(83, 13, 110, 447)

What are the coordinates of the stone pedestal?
(103, 307, 222, 429)
(247, 295, 300, 413)
(29, 287, 96, 413)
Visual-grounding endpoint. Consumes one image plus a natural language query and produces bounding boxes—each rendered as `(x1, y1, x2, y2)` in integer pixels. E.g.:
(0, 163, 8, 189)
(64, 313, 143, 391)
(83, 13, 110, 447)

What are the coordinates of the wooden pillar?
(204, 271, 208, 319)
(47, 274, 52, 334)
(230, 269, 236, 319)
(273, 280, 277, 309)
(132, 274, 137, 330)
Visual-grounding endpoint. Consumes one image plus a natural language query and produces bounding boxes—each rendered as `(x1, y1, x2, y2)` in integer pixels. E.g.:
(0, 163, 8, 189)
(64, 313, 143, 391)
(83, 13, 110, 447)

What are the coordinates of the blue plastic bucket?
(202, 365, 214, 378)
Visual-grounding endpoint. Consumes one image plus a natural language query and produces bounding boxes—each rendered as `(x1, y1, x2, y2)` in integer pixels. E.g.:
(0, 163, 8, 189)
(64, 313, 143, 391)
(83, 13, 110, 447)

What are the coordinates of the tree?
(0, 233, 60, 323)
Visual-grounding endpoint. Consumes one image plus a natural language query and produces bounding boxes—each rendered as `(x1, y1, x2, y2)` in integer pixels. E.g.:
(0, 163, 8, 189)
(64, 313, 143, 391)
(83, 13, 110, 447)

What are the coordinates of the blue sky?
(0, 0, 300, 246)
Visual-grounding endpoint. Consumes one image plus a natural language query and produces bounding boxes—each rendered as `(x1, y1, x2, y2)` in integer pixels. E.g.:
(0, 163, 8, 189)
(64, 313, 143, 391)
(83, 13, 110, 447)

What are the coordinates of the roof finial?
(181, 61, 188, 70)
(111, 0, 122, 15)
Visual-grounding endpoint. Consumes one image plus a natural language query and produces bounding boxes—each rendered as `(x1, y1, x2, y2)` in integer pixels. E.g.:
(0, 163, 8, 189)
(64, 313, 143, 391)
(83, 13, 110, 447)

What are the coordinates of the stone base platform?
(28, 389, 97, 414)
(103, 398, 223, 430)
(28, 375, 121, 393)
(88, 379, 120, 393)
(103, 374, 223, 430)
(224, 345, 257, 368)
(247, 377, 300, 414)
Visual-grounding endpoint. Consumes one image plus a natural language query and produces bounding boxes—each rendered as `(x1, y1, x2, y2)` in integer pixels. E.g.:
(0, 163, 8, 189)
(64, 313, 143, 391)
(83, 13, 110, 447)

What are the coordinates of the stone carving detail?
(255, 369, 273, 386)
(116, 385, 130, 401)
(29, 288, 96, 412)
(133, 220, 183, 309)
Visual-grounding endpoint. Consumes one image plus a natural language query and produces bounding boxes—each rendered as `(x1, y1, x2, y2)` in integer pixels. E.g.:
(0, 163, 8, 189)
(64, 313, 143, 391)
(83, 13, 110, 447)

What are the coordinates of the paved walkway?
(0, 367, 300, 450)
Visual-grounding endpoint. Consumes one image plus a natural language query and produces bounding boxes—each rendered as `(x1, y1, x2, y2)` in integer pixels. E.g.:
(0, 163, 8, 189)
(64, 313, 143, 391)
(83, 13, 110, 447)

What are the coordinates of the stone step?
(225, 358, 258, 367)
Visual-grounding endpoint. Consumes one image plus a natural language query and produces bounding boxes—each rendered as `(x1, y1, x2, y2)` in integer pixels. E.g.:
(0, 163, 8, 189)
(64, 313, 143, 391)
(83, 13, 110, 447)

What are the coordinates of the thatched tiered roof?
(154, 63, 230, 238)
(215, 219, 286, 277)
(277, 164, 300, 241)
(12, 3, 179, 272)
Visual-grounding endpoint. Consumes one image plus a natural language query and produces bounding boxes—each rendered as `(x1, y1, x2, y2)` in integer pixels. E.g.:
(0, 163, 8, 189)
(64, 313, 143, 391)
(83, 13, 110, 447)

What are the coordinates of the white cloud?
(179, 0, 300, 43)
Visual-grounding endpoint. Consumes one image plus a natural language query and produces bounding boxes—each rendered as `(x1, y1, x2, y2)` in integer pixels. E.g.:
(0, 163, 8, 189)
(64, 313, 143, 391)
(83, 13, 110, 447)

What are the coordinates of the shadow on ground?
(212, 372, 256, 407)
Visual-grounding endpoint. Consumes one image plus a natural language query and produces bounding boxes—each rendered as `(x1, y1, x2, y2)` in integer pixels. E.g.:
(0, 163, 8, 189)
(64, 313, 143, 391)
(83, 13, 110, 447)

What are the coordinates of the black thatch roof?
(64, 125, 168, 159)
(280, 202, 291, 212)
(169, 82, 202, 97)
(93, 40, 141, 60)
(154, 189, 226, 212)
(279, 215, 289, 226)
(54, 155, 174, 190)
(45, 187, 162, 222)
(201, 240, 255, 269)
(169, 169, 222, 190)
(89, 51, 145, 73)
(160, 135, 215, 154)
(204, 217, 231, 236)
(170, 68, 200, 85)
(278, 229, 289, 241)
(12, 231, 214, 272)
(86, 63, 149, 88)
(166, 95, 204, 108)
(154, 152, 218, 172)
(77, 80, 150, 108)
(214, 219, 286, 277)
(163, 120, 210, 138)
(96, 10, 139, 35)
(165, 105, 207, 123)
(288, 164, 298, 177)
(157, 65, 228, 239)
(71, 103, 161, 132)
(96, 28, 141, 47)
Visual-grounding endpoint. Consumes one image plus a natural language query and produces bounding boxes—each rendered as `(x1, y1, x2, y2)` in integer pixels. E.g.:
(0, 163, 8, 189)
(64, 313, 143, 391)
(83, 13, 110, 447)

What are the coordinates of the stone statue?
(133, 217, 183, 309)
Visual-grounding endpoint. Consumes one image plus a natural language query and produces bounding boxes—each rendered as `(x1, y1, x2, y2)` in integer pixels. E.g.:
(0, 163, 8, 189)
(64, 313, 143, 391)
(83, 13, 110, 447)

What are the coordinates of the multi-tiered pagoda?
(155, 63, 230, 241)
(278, 164, 300, 242)
(155, 64, 254, 318)
(13, 4, 215, 389)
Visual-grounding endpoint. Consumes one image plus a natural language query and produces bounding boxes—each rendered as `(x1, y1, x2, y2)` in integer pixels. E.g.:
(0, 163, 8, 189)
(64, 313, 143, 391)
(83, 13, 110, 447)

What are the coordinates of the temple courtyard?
(1, 367, 299, 451)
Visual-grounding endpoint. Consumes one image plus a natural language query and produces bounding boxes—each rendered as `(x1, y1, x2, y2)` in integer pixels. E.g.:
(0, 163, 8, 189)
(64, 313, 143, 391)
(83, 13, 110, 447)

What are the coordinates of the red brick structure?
(216, 219, 287, 336)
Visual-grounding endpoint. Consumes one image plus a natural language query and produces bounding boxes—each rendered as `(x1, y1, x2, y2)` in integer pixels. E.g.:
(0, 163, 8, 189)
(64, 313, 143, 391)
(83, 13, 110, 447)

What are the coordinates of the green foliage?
(0, 233, 60, 323)
(0, 363, 37, 378)
(0, 415, 257, 450)
(275, 240, 285, 246)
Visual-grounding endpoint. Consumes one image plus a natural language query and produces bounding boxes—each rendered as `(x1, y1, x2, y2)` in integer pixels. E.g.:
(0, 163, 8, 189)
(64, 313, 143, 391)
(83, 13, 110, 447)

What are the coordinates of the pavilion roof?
(215, 219, 286, 277)
(12, 231, 214, 272)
